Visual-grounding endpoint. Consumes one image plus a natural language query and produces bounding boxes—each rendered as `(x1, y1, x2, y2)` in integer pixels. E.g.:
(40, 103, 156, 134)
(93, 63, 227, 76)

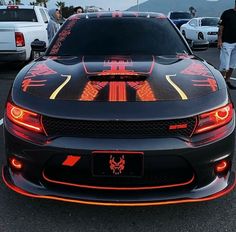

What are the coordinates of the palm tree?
(43, 0, 49, 8)
(36, 0, 49, 8)
(35, 0, 42, 6)
(56, 1, 65, 11)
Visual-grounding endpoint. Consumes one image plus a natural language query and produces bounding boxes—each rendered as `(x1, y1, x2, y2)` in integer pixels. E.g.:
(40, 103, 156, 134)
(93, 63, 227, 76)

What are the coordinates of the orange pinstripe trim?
(109, 82, 127, 102)
(118, 82, 126, 102)
(109, 82, 116, 101)
(127, 81, 157, 101)
(79, 81, 107, 101)
(2, 167, 236, 207)
(42, 171, 195, 191)
(80, 82, 99, 101)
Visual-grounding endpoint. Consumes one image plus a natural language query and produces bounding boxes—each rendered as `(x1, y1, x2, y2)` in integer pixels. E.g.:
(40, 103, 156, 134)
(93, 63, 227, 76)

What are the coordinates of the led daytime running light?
(194, 103, 233, 134)
(6, 102, 43, 133)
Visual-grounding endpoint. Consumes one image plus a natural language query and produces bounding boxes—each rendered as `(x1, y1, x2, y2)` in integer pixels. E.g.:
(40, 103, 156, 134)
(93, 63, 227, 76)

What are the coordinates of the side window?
(189, 19, 197, 27)
(44, 9, 50, 21)
(39, 9, 48, 23)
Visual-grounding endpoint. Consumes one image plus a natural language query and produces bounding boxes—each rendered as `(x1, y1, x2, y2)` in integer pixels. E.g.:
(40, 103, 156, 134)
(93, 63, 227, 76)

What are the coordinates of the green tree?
(36, 0, 49, 8)
(56, 1, 65, 10)
(62, 5, 74, 18)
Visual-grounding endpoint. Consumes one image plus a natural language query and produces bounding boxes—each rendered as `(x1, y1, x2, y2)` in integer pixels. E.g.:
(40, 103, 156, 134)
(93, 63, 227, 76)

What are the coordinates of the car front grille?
(42, 116, 197, 138)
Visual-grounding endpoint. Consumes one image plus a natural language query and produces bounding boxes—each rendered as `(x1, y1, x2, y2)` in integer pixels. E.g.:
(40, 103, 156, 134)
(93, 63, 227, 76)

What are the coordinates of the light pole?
(137, 0, 139, 12)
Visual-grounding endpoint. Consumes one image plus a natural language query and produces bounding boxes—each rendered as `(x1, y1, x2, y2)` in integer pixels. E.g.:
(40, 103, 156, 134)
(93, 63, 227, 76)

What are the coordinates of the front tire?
(198, 32, 204, 40)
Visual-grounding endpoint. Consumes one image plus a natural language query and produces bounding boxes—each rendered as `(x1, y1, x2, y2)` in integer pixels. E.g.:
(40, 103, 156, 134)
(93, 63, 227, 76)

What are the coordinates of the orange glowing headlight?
(6, 102, 44, 133)
(194, 103, 234, 134)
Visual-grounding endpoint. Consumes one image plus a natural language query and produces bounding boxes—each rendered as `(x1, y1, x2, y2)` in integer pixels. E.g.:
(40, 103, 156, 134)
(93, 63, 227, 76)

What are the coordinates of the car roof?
(68, 11, 166, 20)
(0, 5, 46, 9)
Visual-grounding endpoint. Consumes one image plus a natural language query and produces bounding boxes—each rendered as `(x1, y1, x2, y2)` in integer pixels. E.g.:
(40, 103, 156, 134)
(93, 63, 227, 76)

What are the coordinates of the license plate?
(92, 151, 144, 177)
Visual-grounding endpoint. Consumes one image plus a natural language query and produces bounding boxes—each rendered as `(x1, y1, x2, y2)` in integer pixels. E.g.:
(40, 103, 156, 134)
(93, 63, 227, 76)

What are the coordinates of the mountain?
(127, 0, 234, 17)
(21, 0, 145, 11)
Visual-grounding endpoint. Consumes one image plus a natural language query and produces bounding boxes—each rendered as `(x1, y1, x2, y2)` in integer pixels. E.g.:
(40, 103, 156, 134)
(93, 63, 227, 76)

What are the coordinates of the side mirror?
(190, 40, 209, 51)
(31, 39, 47, 52)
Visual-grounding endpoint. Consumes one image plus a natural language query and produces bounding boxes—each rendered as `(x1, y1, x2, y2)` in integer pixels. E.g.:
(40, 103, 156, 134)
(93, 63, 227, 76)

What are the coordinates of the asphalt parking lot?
(0, 48, 236, 232)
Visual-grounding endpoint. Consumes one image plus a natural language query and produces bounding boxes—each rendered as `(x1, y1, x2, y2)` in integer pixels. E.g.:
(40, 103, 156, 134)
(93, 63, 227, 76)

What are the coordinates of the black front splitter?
(2, 166, 236, 207)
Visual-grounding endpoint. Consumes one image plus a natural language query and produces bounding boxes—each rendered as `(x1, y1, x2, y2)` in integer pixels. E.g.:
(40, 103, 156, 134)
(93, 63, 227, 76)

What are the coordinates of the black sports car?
(2, 12, 236, 206)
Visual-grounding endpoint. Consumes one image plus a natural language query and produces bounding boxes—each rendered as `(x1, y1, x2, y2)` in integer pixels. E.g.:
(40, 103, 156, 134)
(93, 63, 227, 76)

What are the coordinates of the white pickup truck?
(0, 5, 50, 62)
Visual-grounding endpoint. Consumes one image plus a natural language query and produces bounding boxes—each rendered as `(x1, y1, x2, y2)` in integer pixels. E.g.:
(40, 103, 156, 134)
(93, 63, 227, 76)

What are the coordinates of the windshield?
(0, 9, 38, 22)
(170, 12, 191, 20)
(48, 17, 189, 56)
(201, 18, 219, 26)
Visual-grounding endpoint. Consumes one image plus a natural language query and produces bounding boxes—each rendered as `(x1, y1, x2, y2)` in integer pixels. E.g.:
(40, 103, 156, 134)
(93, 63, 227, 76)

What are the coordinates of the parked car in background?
(180, 17, 220, 44)
(167, 11, 192, 29)
(85, 5, 104, 12)
(0, 5, 50, 62)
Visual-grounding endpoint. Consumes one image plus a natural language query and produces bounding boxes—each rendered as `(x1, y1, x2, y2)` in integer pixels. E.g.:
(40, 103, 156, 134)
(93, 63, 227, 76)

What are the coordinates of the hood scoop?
(88, 75, 148, 82)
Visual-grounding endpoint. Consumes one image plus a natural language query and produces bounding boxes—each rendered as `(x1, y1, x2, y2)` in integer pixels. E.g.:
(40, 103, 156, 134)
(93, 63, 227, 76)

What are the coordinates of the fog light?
(10, 158, 23, 170)
(215, 160, 229, 174)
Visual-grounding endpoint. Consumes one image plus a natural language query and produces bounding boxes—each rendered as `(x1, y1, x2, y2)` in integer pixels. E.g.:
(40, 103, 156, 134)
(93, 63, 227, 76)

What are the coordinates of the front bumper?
(2, 166, 236, 206)
(2, 117, 236, 206)
(205, 35, 218, 44)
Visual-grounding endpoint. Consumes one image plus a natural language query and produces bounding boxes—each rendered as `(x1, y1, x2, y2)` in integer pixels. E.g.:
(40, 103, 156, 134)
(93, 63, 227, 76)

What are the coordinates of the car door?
(186, 19, 198, 40)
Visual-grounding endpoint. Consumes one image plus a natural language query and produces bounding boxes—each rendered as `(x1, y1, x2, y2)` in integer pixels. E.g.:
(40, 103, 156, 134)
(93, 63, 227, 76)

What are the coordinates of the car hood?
(18, 55, 218, 102)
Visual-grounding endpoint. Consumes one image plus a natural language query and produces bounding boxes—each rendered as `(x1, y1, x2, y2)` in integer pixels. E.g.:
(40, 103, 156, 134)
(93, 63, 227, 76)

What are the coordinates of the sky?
(20, 0, 147, 11)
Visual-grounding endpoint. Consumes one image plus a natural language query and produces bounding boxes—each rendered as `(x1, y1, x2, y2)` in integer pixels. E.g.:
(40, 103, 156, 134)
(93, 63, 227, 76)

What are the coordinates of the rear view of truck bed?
(0, 5, 49, 62)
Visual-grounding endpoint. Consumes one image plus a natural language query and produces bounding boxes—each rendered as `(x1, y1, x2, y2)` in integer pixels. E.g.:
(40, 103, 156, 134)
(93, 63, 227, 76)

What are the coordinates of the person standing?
(218, 0, 236, 89)
(47, 9, 61, 43)
(73, 6, 84, 14)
